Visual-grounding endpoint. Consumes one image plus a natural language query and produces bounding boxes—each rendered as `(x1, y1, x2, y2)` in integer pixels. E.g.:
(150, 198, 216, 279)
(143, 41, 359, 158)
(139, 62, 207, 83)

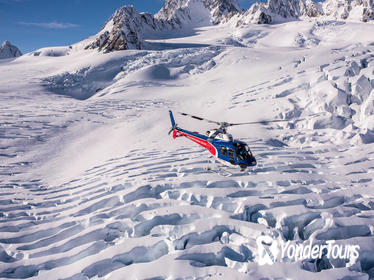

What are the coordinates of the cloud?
(0, 0, 28, 3)
(18, 21, 79, 29)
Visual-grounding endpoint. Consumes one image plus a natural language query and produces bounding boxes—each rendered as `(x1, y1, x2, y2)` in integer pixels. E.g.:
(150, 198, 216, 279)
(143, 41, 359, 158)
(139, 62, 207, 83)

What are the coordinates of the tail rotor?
(168, 125, 177, 135)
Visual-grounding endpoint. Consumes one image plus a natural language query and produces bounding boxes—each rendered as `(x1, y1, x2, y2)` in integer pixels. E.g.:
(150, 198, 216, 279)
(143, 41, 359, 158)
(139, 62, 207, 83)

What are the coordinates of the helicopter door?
(220, 146, 227, 157)
(228, 149, 236, 165)
(228, 149, 235, 159)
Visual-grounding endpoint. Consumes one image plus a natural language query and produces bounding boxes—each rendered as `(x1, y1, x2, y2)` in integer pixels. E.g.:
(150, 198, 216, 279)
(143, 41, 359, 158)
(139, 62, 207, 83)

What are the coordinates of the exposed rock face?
(304, 0, 323, 17)
(235, 0, 373, 24)
(251, 0, 374, 23)
(85, 0, 374, 52)
(323, 0, 374, 21)
(236, 3, 272, 24)
(201, 0, 242, 23)
(85, 0, 242, 52)
(236, 0, 322, 24)
(361, 0, 374, 21)
(85, 6, 177, 52)
(85, 6, 144, 52)
(0, 40, 22, 59)
(156, 0, 241, 25)
(272, 0, 322, 18)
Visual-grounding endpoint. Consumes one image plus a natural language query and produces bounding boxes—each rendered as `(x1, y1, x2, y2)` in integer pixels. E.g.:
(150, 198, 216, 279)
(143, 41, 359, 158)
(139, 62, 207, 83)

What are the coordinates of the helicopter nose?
(248, 157, 257, 166)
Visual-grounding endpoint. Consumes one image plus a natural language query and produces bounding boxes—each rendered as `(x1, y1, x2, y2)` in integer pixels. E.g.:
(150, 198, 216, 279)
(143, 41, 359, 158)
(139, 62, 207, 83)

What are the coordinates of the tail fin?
(169, 110, 176, 127)
(168, 110, 178, 137)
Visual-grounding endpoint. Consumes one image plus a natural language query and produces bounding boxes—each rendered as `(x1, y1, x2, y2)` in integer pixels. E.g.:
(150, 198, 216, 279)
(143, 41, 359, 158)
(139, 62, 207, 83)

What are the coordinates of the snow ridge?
(85, 6, 146, 52)
(323, 0, 374, 21)
(235, 0, 324, 25)
(0, 40, 22, 59)
(2, 16, 374, 280)
(155, 0, 241, 25)
(84, 0, 373, 53)
(236, 0, 373, 24)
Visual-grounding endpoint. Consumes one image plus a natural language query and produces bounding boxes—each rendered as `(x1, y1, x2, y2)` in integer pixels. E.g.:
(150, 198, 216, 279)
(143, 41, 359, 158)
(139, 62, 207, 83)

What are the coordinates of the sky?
(0, 0, 254, 54)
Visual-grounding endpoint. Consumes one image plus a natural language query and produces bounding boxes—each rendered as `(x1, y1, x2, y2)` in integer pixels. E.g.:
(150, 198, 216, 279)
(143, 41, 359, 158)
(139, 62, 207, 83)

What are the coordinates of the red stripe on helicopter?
(173, 130, 217, 156)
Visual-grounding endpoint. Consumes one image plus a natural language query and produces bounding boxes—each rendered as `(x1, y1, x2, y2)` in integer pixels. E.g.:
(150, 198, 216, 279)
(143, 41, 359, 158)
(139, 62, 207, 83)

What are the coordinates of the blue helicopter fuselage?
(169, 111, 257, 169)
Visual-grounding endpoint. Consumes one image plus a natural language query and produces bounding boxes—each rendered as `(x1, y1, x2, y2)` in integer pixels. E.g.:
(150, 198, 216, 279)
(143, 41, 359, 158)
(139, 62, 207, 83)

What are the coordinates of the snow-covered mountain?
(84, 0, 373, 53)
(234, 0, 323, 25)
(84, 6, 147, 52)
(2, 0, 374, 279)
(236, 0, 373, 24)
(323, 0, 374, 21)
(85, 0, 242, 52)
(0, 40, 22, 59)
(2, 19, 374, 278)
(155, 0, 241, 25)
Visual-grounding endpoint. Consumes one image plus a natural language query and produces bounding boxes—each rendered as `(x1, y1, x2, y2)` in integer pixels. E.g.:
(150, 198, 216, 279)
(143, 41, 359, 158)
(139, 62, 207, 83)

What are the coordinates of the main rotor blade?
(178, 112, 296, 128)
(178, 112, 221, 125)
(228, 119, 291, 126)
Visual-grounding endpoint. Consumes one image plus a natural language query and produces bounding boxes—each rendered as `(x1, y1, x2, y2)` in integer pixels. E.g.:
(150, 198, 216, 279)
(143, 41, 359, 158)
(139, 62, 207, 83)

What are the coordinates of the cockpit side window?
(220, 146, 227, 156)
(229, 149, 235, 159)
(237, 144, 251, 160)
(245, 145, 253, 156)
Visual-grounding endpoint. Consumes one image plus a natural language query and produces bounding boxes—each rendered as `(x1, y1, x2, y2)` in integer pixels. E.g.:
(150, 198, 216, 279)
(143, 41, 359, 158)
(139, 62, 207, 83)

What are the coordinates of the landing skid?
(206, 166, 233, 177)
(206, 157, 233, 177)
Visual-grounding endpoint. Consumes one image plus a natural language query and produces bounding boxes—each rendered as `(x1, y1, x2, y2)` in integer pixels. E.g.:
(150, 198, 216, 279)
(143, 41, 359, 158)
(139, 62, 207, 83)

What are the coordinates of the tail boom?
(172, 129, 217, 156)
(168, 110, 217, 156)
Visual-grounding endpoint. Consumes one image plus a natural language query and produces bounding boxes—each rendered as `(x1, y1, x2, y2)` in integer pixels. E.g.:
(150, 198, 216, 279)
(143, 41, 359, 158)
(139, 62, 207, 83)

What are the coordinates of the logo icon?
(256, 235, 279, 265)
(256, 234, 360, 266)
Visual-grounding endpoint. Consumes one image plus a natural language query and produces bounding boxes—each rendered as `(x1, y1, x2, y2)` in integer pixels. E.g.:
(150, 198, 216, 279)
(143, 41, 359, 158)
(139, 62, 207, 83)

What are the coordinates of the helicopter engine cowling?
(209, 130, 233, 141)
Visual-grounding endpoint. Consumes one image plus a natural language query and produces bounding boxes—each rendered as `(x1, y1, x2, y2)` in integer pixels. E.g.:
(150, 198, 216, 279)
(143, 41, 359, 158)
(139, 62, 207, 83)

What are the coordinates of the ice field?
(1, 19, 374, 279)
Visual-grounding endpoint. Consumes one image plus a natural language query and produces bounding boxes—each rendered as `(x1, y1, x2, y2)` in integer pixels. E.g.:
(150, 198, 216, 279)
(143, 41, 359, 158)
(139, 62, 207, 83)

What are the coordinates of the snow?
(1, 16, 374, 280)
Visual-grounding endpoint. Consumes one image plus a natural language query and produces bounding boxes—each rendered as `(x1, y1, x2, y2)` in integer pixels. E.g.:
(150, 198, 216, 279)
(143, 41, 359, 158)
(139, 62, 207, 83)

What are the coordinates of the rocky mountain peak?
(238, 0, 373, 24)
(323, 0, 374, 21)
(85, 6, 144, 53)
(236, 0, 322, 24)
(155, 0, 241, 25)
(267, 0, 321, 18)
(0, 40, 22, 59)
(2, 40, 10, 47)
(84, 0, 373, 53)
(85, 0, 242, 53)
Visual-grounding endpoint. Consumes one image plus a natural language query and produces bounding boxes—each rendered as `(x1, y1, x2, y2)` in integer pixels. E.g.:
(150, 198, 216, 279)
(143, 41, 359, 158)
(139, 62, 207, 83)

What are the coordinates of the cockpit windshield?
(236, 144, 252, 161)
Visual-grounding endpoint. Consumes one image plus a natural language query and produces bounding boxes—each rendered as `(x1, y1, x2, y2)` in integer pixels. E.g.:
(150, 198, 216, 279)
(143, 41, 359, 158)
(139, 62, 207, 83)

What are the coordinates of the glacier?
(1, 1, 374, 279)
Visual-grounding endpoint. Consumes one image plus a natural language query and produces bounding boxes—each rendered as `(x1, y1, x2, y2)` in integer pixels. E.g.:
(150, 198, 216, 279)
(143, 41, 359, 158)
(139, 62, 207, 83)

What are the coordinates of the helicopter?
(168, 110, 287, 171)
